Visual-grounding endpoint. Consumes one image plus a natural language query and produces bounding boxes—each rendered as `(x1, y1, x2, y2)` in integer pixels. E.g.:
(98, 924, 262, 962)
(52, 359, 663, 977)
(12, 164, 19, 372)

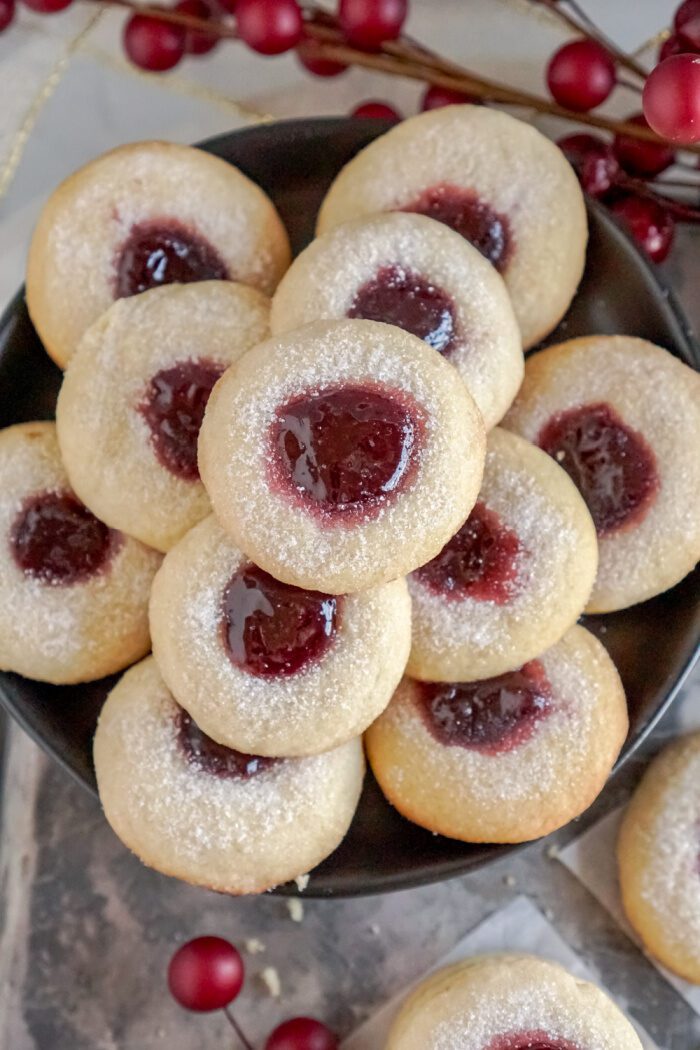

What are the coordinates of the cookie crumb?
(546, 844, 560, 860)
(286, 899, 304, 923)
(244, 938, 266, 955)
(369, 923, 381, 936)
(259, 967, 281, 998)
(295, 873, 310, 892)
(503, 874, 516, 888)
(544, 907, 555, 921)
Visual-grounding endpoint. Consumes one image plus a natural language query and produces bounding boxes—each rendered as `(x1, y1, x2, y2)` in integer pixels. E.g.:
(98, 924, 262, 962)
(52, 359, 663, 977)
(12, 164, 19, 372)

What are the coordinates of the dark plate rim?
(0, 116, 699, 898)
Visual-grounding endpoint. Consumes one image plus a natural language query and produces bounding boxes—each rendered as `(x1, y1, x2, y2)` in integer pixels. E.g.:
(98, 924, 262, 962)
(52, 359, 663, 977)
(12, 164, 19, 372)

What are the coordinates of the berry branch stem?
(223, 1006, 254, 1050)
(535, 0, 648, 80)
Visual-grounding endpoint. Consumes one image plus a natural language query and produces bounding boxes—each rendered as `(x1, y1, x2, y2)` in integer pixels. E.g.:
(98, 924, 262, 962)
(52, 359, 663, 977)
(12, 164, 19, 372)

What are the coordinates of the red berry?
(557, 133, 618, 198)
(298, 44, 346, 77)
(175, 0, 218, 55)
(658, 34, 692, 62)
(610, 194, 675, 263)
(124, 10, 185, 71)
(350, 100, 401, 120)
(0, 0, 14, 29)
(265, 1017, 339, 1050)
(675, 0, 700, 49)
(643, 53, 700, 144)
(338, 0, 407, 50)
(236, 0, 302, 55)
(167, 936, 244, 1012)
(421, 84, 478, 110)
(21, 0, 72, 12)
(557, 131, 607, 166)
(546, 39, 616, 112)
(613, 112, 674, 176)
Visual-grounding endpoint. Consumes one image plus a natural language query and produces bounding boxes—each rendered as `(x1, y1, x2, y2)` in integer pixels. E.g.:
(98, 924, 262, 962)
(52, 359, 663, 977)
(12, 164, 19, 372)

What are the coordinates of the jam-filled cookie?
(317, 105, 587, 349)
(270, 212, 523, 430)
(618, 732, 700, 984)
(27, 140, 290, 367)
(199, 319, 485, 593)
(408, 428, 597, 682)
(149, 514, 411, 757)
(0, 422, 161, 684)
(503, 335, 700, 613)
(386, 954, 643, 1050)
(94, 656, 364, 895)
(56, 282, 270, 553)
(366, 625, 627, 843)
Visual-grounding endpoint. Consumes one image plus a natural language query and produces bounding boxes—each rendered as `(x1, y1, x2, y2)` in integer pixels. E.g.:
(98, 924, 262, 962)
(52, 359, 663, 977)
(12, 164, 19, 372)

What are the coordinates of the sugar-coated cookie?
(56, 282, 270, 553)
(149, 514, 411, 757)
(94, 657, 364, 894)
(317, 105, 587, 348)
(386, 953, 643, 1050)
(27, 140, 290, 367)
(0, 422, 161, 683)
(270, 212, 523, 429)
(618, 732, 700, 984)
(408, 428, 597, 682)
(503, 335, 700, 612)
(366, 625, 627, 843)
(198, 319, 485, 593)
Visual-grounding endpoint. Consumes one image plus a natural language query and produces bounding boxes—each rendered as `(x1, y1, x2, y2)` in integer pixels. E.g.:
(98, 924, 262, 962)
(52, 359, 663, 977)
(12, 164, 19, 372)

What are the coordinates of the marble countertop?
(0, 1, 699, 1046)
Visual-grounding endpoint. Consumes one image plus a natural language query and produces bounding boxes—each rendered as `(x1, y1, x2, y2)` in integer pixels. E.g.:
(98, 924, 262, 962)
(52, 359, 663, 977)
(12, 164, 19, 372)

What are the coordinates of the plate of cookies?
(0, 109, 699, 897)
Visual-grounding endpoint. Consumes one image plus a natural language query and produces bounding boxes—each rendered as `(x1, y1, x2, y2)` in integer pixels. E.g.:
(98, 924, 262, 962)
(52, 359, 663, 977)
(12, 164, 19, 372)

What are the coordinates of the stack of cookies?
(2, 105, 699, 895)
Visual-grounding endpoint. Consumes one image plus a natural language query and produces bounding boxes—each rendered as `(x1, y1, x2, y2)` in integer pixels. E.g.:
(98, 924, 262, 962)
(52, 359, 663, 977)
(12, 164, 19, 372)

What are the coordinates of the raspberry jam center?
(485, 1032, 580, 1050)
(139, 358, 224, 481)
(415, 501, 521, 603)
(537, 402, 659, 536)
(418, 661, 551, 754)
(10, 492, 117, 586)
(271, 384, 420, 515)
(347, 265, 458, 355)
(115, 220, 229, 298)
(221, 564, 340, 677)
(178, 708, 277, 779)
(402, 184, 512, 272)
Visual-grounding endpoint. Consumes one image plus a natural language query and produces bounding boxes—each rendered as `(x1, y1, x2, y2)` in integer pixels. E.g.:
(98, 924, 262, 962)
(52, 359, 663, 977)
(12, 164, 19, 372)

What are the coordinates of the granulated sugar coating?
(198, 318, 485, 594)
(93, 657, 365, 895)
(618, 732, 700, 984)
(385, 954, 642, 1049)
(408, 429, 598, 682)
(366, 625, 628, 844)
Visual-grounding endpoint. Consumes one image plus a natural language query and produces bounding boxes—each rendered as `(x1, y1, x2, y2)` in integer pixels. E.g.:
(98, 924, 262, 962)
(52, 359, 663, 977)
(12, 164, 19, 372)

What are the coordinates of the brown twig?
(535, 0, 649, 80)
(617, 174, 700, 221)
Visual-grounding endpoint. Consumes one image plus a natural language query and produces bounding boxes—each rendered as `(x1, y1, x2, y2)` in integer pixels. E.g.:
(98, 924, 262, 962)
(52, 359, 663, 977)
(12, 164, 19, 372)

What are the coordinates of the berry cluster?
(168, 936, 338, 1049)
(5, 0, 700, 263)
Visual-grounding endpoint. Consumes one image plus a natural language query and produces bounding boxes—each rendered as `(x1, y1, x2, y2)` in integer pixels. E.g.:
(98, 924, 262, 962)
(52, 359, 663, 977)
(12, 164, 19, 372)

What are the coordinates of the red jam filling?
(10, 491, 117, 586)
(178, 708, 277, 779)
(221, 564, 340, 677)
(418, 661, 551, 754)
(347, 265, 458, 355)
(139, 358, 224, 481)
(270, 384, 421, 517)
(415, 501, 521, 604)
(115, 220, 229, 298)
(537, 402, 659, 536)
(485, 1032, 580, 1050)
(402, 184, 513, 272)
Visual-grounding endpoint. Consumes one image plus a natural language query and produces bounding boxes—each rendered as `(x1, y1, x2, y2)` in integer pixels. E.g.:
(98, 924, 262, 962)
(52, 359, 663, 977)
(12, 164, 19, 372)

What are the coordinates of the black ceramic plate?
(1, 118, 699, 898)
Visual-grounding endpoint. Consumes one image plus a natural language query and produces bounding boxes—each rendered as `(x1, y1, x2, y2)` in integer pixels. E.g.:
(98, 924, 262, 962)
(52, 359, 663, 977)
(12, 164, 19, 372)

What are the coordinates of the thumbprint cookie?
(503, 335, 700, 612)
(408, 428, 597, 682)
(56, 282, 270, 552)
(386, 954, 643, 1050)
(27, 140, 290, 367)
(366, 625, 627, 844)
(94, 657, 365, 895)
(149, 514, 411, 757)
(270, 212, 523, 429)
(618, 731, 700, 984)
(0, 422, 161, 683)
(317, 105, 587, 349)
(198, 319, 485, 594)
